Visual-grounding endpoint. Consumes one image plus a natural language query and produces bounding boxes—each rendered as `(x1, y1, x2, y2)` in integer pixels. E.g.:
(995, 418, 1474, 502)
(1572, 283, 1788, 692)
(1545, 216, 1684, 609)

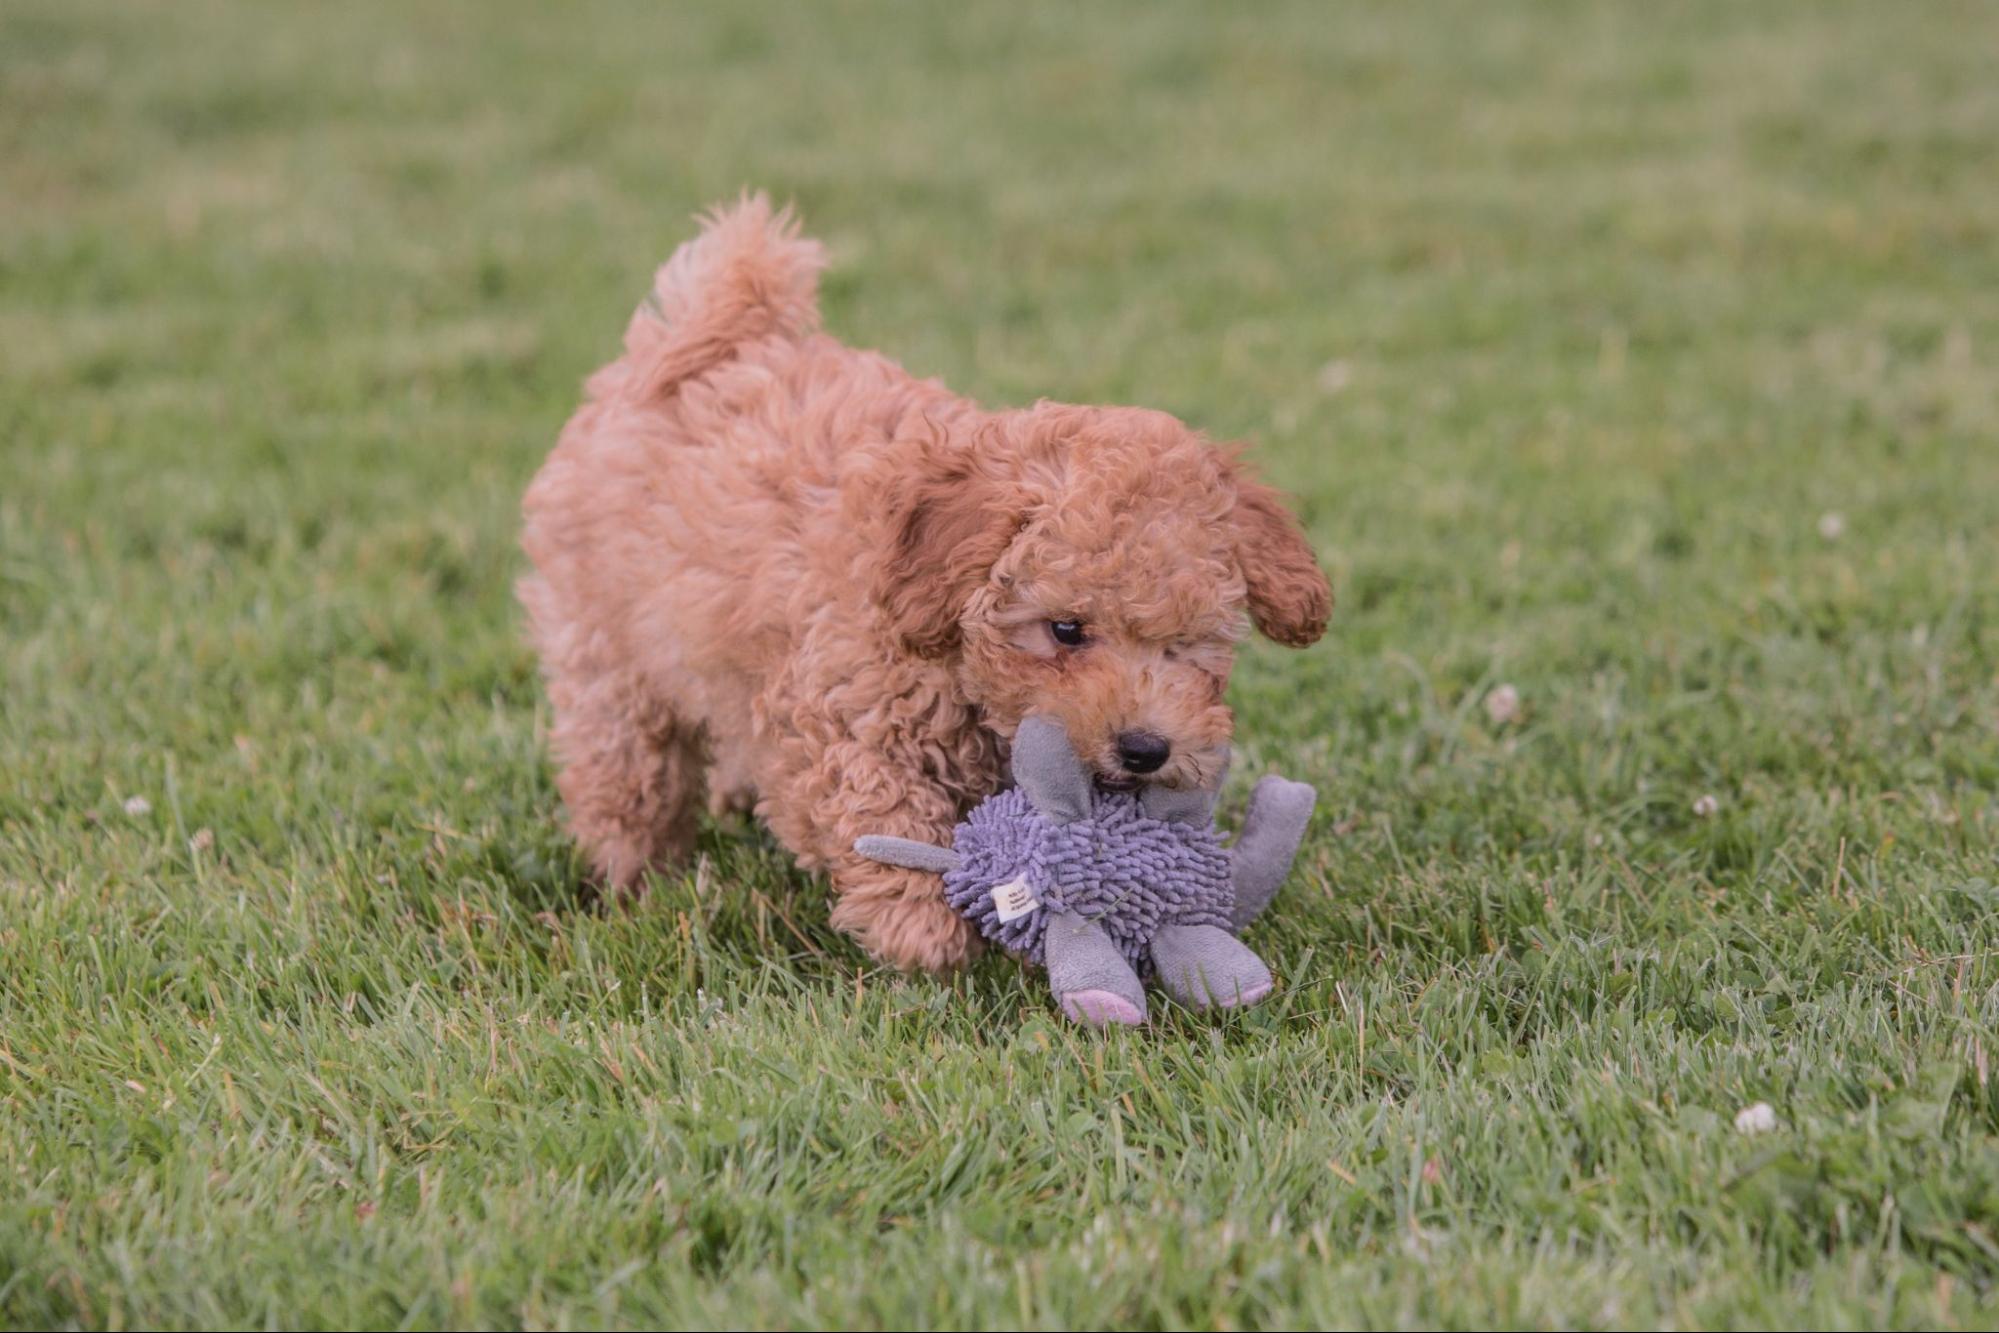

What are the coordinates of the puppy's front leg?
(829, 853, 979, 973)
(770, 731, 984, 973)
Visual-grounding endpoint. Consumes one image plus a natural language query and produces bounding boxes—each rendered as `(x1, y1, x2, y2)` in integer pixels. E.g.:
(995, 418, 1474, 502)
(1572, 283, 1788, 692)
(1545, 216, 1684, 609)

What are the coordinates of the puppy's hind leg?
(546, 672, 709, 896)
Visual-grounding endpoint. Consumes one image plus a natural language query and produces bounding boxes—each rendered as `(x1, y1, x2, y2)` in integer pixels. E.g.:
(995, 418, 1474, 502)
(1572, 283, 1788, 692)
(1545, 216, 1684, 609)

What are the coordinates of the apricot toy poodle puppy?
(520, 195, 1330, 972)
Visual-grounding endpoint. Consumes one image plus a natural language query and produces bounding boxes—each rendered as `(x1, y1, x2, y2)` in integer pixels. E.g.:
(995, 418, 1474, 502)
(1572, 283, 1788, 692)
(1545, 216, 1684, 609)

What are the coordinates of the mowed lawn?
(4, 3, 1999, 1328)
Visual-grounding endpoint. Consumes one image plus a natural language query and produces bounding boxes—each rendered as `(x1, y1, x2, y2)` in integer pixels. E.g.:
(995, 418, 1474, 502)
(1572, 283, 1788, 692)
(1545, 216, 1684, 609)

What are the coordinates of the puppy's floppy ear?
(1230, 470, 1332, 647)
(875, 426, 1023, 658)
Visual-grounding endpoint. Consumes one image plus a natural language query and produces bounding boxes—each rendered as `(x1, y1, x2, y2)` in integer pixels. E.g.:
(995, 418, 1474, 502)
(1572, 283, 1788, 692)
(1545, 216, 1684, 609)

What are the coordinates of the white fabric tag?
(989, 875, 1040, 924)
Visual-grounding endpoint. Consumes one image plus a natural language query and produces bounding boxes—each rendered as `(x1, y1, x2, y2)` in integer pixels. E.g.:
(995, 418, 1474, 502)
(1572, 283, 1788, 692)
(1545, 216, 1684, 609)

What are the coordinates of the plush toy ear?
(874, 426, 1024, 658)
(1139, 756, 1228, 827)
(1010, 715, 1094, 825)
(1230, 472, 1332, 648)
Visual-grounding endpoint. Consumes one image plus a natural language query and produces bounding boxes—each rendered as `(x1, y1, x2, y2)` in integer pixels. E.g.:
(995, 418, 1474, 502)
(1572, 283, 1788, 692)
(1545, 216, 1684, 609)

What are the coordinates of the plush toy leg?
(1149, 925, 1274, 1010)
(1043, 910, 1147, 1027)
(1228, 776, 1316, 931)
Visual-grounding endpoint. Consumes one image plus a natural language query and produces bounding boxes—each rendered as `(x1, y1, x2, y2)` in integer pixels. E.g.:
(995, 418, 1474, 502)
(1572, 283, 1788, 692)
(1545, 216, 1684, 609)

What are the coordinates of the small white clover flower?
(122, 796, 152, 817)
(1316, 359, 1354, 395)
(1734, 1101, 1778, 1135)
(1817, 511, 1846, 541)
(1692, 794, 1720, 819)
(1484, 683, 1521, 726)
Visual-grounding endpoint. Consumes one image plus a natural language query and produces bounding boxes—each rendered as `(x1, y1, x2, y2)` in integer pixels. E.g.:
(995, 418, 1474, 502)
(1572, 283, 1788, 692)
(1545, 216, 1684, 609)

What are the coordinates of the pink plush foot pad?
(1213, 980, 1274, 1009)
(1060, 989, 1147, 1027)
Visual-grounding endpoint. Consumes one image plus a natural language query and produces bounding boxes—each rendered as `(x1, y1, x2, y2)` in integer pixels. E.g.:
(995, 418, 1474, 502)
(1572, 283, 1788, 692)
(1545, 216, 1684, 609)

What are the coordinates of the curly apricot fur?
(520, 196, 1330, 972)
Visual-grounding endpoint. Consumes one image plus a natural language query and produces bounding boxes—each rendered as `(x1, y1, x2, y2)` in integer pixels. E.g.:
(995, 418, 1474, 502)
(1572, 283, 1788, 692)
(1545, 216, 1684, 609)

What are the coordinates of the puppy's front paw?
(830, 864, 980, 973)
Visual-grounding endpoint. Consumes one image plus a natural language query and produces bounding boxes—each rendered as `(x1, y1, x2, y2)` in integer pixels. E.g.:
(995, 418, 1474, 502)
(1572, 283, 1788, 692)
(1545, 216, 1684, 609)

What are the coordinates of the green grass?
(4, 2, 1999, 1327)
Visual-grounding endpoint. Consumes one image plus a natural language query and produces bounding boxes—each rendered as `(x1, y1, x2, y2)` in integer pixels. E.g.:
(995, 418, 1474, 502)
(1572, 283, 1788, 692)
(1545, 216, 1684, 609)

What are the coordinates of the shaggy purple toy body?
(942, 787, 1234, 971)
(853, 714, 1314, 1027)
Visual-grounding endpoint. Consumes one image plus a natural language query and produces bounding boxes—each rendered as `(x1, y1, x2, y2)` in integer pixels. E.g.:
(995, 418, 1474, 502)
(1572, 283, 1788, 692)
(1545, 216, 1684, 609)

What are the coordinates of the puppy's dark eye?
(1049, 620, 1087, 648)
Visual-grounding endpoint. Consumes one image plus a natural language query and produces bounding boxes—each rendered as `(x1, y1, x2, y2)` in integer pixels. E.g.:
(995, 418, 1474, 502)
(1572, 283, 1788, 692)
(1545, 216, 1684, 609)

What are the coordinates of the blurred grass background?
(3, 2, 1998, 1328)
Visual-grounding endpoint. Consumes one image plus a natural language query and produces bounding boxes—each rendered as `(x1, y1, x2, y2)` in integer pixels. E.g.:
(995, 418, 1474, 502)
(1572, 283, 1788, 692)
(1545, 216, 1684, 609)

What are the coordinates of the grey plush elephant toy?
(854, 716, 1315, 1027)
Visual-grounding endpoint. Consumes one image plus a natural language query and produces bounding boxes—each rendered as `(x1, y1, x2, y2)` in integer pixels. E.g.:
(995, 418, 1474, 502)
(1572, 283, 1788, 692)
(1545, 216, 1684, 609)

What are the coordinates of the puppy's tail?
(597, 192, 826, 403)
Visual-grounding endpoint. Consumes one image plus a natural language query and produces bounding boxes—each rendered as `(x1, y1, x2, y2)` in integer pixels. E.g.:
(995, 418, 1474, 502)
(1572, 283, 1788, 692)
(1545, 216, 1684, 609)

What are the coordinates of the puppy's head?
(874, 403, 1330, 792)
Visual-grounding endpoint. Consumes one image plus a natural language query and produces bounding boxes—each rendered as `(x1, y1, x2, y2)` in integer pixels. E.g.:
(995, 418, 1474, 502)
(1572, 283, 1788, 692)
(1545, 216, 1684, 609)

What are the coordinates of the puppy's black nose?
(1115, 731, 1171, 774)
